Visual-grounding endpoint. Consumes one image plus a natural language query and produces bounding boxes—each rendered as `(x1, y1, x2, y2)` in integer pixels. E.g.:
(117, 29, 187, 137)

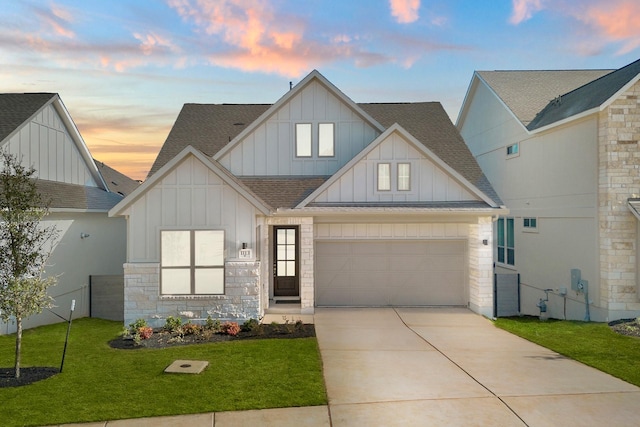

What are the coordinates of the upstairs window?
(523, 217, 538, 232)
(507, 143, 519, 157)
(398, 163, 411, 191)
(160, 230, 225, 295)
(296, 123, 312, 157)
(377, 163, 391, 191)
(318, 123, 335, 157)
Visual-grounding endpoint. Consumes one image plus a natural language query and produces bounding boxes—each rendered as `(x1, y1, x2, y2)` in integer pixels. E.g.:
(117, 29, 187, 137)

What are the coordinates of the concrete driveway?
(314, 307, 640, 427)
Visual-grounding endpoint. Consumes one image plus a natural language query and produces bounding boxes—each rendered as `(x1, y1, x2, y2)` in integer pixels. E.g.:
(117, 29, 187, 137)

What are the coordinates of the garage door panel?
(316, 240, 466, 306)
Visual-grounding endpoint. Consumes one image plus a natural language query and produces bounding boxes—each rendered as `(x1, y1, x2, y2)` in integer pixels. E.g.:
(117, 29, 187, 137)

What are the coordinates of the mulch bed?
(0, 367, 59, 388)
(109, 323, 316, 350)
(608, 318, 640, 338)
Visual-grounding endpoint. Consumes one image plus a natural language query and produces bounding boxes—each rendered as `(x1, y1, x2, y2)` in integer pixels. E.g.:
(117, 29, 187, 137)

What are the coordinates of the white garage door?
(315, 240, 466, 306)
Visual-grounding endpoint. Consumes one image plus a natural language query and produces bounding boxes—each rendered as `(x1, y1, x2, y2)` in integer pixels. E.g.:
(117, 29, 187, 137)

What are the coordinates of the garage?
(315, 240, 467, 306)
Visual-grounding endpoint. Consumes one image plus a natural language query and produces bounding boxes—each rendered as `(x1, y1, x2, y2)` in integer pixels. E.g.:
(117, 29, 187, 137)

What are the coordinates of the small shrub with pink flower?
(221, 321, 240, 336)
(138, 326, 153, 340)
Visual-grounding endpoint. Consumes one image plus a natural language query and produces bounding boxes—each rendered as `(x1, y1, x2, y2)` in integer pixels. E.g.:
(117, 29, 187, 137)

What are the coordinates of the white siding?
(313, 132, 479, 203)
(126, 155, 261, 263)
(3, 104, 98, 187)
(219, 80, 379, 176)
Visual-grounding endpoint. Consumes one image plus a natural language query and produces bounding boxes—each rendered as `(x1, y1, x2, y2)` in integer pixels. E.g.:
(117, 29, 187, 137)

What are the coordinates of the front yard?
(0, 318, 327, 427)
(494, 316, 640, 387)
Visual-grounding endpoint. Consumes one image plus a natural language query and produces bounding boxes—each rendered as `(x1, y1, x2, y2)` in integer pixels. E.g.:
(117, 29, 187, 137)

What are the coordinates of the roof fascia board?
(213, 70, 385, 161)
(109, 146, 271, 217)
(455, 72, 480, 128)
(275, 206, 509, 217)
(51, 96, 109, 191)
(297, 123, 500, 208)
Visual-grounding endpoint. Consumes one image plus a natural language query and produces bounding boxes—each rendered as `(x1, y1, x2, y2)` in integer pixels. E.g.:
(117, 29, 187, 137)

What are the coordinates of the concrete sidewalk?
(51, 308, 640, 426)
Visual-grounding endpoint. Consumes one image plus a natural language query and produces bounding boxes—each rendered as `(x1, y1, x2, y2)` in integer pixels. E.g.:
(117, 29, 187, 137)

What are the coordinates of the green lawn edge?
(494, 317, 640, 387)
(0, 318, 327, 427)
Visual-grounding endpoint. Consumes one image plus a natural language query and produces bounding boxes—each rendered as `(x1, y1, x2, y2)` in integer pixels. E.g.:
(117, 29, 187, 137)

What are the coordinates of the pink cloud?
(509, 0, 546, 24)
(577, 1, 640, 54)
(389, 0, 420, 24)
(33, 2, 76, 38)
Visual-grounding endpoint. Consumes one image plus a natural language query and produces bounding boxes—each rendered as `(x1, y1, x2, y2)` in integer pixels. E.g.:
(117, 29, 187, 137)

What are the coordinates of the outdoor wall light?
(80, 232, 90, 239)
(482, 239, 489, 245)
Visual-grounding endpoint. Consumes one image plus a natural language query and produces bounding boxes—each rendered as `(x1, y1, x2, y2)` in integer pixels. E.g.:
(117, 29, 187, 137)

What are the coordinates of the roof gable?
(213, 70, 384, 162)
(110, 146, 271, 217)
(468, 70, 613, 128)
(0, 93, 57, 143)
(299, 124, 499, 208)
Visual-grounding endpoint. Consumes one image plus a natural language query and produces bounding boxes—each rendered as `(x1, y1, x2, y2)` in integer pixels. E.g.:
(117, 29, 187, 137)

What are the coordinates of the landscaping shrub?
(221, 321, 240, 336)
(164, 316, 182, 333)
(241, 318, 260, 332)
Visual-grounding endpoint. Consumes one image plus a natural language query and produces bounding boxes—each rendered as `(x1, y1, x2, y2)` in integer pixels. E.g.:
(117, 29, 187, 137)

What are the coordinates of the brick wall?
(598, 80, 640, 309)
(123, 261, 261, 327)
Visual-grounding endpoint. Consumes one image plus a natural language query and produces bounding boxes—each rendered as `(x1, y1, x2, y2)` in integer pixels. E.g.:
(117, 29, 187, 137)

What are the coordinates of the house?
(0, 93, 132, 334)
(109, 70, 506, 326)
(457, 58, 640, 322)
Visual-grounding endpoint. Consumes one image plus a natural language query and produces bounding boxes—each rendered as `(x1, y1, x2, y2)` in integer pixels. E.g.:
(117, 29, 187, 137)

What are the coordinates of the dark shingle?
(0, 93, 56, 143)
(36, 179, 123, 211)
(528, 59, 640, 130)
(94, 159, 140, 196)
(147, 104, 270, 178)
(239, 176, 330, 209)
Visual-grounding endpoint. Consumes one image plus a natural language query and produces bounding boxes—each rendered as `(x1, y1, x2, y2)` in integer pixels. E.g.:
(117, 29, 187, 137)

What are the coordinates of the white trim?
(109, 145, 272, 217)
(213, 70, 385, 161)
(296, 123, 501, 208)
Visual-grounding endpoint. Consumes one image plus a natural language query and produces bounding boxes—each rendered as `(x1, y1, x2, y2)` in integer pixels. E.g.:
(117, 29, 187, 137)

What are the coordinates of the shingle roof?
(147, 104, 270, 178)
(359, 102, 501, 205)
(527, 59, 640, 130)
(477, 70, 612, 126)
(94, 159, 140, 196)
(148, 100, 502, 208)
(0, 93, 56, 143)
(36, 179, 123, 211)
(239, 176, 330, 209)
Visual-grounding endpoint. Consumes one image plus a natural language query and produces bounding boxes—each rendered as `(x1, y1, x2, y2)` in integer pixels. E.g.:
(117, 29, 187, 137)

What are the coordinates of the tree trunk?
(15, 316, 22, 379)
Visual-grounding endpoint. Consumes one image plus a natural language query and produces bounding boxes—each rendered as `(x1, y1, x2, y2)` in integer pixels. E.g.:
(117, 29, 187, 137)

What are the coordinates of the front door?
(273, 226, 299, 297)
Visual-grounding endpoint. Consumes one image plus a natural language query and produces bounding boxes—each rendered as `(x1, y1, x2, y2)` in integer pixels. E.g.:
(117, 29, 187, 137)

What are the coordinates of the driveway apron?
(314, 307, 640, 427)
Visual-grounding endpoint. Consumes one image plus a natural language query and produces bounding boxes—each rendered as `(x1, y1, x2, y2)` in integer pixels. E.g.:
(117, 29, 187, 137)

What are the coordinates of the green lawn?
(0, 318, 327, 427)
(494, 317, 640, 387)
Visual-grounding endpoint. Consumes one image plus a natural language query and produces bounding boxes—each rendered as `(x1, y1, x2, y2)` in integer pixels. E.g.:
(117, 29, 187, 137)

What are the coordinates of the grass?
(0, 318, 327, 427)
(494, 317, 640, 387)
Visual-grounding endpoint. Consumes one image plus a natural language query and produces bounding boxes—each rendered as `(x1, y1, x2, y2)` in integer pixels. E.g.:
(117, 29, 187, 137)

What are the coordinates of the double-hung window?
(398, 163, 411, 191)
(377, 163, 391, 191)
(160, 230, 225, 295)
(497, 217, 515, 266)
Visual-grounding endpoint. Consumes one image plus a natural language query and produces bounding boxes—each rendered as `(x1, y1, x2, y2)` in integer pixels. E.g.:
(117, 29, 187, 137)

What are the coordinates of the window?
(507, 143, 519, 157)
(497, 217, 515, 266)
(318, 123, 334, 157)
(523, 217, 537, 231)
(160, 230, 225, 295)
(296, 123, 312, 157)
(398, 163, 411, 191)
(377, 163, 391, 191)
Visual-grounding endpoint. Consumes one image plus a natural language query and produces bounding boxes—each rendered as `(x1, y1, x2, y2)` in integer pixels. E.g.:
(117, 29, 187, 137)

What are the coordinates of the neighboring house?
(95, 159, 141, 197)
(109, 70, 506, 326)
(457, 58, 640, 322)
(0, 93, 129, 334)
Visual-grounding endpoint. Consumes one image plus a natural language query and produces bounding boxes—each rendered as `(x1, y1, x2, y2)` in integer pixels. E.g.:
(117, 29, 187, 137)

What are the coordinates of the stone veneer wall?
(598, 80, 640, 314)
(468, 217, 495, 317)
(123, 260, 261, 326)
(266, 217, 314, 314)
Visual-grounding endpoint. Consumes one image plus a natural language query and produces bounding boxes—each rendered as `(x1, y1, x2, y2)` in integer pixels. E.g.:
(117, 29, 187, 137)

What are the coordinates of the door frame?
(272, 225, 300, 298)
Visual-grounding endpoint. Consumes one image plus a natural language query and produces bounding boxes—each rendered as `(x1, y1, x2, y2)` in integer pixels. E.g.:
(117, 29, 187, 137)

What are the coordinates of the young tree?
(0, 151, 58, 378)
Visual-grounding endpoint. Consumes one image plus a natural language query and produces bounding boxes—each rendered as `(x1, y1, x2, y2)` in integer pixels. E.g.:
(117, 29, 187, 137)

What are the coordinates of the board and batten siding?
(3, 104, 98, 187)
(125, 156, 260, 263)
(313, 132, 479, 203)
(219, 80, 380, 176)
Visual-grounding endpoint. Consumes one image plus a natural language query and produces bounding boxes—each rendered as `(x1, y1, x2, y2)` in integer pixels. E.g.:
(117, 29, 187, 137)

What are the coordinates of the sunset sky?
(2, 0, 640, 181)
